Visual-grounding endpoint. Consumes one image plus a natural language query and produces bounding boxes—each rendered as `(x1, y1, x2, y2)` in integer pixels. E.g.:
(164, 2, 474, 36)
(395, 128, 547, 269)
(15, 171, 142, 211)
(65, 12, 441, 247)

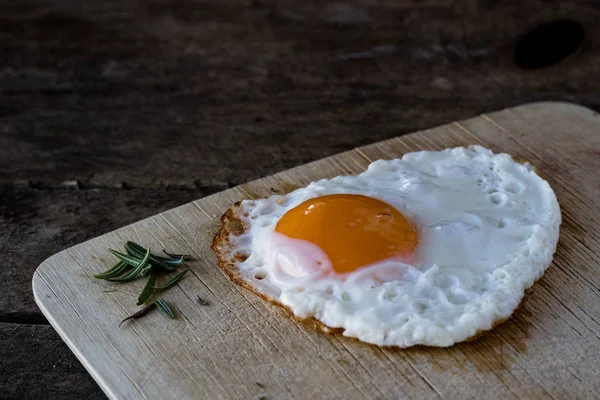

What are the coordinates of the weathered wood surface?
(33, 103, 600, 399)
(0, 322, 106, 400)
(4, 0, 600, 397)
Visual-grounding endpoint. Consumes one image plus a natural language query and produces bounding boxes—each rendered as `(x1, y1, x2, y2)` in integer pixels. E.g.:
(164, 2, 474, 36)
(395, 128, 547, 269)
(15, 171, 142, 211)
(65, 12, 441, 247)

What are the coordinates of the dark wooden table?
(2, 1, 599, 398)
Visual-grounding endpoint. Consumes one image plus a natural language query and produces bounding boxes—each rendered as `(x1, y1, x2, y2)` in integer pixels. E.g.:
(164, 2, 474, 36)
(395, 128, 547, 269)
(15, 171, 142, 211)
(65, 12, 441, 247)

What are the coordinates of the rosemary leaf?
(109, 248, 146, 267)
(137, 270, 156, 305)
(162, 249, 190, 260)
(153, 269, 189, 291)
(148, 261, 176, 272)
(93, 261, 129, 279)
(154, 298, 175, 319)
(119, 303, 156, 327)
(141, 263, 155, 276)
(125, 242, 178, 271)
(127, 241, 186, 264)
(106, 247, 151, 282)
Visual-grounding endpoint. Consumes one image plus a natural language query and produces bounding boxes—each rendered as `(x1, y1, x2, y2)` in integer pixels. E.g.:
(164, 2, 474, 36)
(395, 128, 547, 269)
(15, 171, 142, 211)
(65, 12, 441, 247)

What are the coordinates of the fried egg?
(213, 146, 561, 347)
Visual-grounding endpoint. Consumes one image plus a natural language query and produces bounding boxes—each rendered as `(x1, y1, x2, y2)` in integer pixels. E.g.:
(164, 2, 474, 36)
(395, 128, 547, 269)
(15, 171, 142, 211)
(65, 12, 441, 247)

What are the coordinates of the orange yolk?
(275, 194, 418, 274)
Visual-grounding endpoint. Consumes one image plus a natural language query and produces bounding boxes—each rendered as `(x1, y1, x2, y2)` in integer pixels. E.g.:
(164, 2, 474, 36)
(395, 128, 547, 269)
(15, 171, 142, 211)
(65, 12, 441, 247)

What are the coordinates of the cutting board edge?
(32, 268, 123, 400)
(31, 100, 595, 282)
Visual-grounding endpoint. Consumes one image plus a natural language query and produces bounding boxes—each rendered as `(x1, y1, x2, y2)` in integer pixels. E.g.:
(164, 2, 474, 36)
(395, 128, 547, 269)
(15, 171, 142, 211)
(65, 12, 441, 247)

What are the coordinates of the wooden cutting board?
(33, 102, 600, 400)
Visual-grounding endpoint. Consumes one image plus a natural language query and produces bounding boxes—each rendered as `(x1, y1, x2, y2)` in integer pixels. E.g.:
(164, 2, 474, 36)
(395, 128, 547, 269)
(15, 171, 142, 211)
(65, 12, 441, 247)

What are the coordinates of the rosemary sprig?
(93, 241, 196, 325)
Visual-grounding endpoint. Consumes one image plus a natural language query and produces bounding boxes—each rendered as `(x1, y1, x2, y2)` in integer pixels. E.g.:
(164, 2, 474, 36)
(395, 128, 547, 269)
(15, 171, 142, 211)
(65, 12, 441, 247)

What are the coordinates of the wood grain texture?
(2, 0, 600, 188)
(0, 322, 106, 400)
(33, 102, 600, 399)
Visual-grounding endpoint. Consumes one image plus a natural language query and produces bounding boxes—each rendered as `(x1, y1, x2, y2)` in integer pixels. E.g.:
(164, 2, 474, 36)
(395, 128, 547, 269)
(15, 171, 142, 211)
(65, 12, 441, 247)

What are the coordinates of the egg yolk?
(275, 194, 418, 274)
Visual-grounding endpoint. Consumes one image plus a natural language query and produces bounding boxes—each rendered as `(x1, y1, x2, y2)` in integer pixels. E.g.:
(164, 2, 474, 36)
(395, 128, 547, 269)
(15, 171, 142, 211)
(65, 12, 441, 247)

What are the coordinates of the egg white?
(224, 146, 561, 347)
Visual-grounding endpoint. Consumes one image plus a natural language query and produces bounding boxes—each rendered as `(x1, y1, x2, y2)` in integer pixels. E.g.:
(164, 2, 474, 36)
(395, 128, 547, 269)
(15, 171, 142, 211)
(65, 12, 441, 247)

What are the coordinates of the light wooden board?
(33, 102, 600, 399)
